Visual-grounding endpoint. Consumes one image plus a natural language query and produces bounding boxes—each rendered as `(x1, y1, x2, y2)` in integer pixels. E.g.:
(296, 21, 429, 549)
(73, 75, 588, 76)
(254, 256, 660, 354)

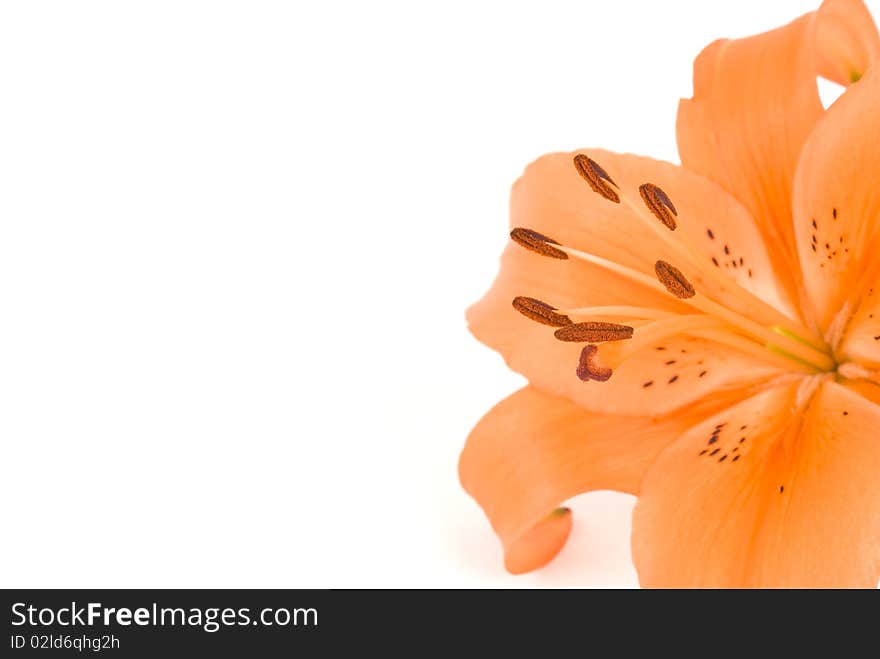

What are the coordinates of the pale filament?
(556, 243, 835, 372)
(559, 305, 675, 321)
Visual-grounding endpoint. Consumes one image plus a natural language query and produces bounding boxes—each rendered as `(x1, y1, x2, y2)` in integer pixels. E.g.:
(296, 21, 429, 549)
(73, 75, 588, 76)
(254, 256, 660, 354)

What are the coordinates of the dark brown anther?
(654, 260, 696, 299)
(554, 321, 634, 343)
(576, 345, 612, 382)
(572, 154, 620, 203)
(510, 227, 568, 259)
(639, 183, 677, 230)
(512, 296, 572, 327)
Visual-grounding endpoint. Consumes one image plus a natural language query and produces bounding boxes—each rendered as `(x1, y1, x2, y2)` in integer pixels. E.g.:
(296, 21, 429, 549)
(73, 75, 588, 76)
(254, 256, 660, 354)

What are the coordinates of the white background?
(0, 1, 866, 588)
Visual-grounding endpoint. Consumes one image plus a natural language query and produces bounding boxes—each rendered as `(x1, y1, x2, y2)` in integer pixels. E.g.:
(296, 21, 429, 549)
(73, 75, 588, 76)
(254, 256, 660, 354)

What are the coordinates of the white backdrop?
(0, 0, 866, 588)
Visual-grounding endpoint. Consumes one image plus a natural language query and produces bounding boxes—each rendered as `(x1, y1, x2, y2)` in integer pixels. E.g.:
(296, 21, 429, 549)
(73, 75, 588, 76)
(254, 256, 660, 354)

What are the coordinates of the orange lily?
(460, 0, 880, 587)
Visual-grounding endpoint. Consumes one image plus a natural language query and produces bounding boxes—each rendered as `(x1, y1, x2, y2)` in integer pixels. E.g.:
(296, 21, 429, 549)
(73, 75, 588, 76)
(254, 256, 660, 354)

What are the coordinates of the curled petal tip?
(504, 507, 573, 575)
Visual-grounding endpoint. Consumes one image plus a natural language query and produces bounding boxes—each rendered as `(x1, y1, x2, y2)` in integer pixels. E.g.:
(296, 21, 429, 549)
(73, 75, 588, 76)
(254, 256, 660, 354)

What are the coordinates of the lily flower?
(460, 0, 880, 587)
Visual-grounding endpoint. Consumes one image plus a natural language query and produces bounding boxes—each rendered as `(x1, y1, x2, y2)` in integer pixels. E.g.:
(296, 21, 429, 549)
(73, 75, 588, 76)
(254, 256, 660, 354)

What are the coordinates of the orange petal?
(677, 0, 879, 306)
(459, 385, 753, 574)
(793, 65, 880, 340)
(468, 151, 786, 416)
(633, 380, 880, 588)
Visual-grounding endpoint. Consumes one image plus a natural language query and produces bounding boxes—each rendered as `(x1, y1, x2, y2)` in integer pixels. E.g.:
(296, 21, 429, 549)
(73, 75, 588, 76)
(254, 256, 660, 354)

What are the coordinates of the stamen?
(511, 296, 572, 327)
(510, 227, 568, 259)
(691, 296, 835, 371)
(554, 321, 634, 343)
(655, 260, 696, 299)
(639, 183, 677, 230)
(557, 244, 663, 291)
(576, 345, 612, 382)
(573, 154, 620, 203)
(557, 243, 833, 371)
(605, 174, 827, 349)
(690, 328, 816, 374)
